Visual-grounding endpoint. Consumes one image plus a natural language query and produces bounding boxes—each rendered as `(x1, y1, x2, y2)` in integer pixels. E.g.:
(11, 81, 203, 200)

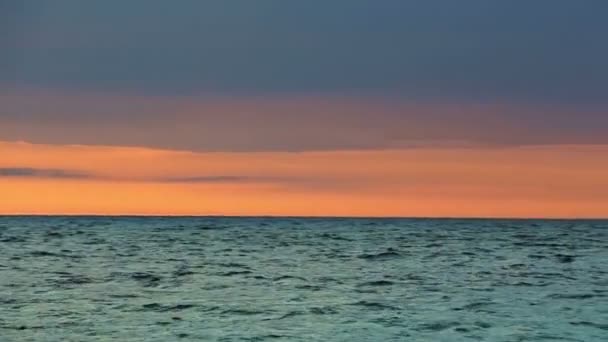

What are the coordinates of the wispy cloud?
(155, 175, 352, 191)
(158, 175, 261, 183)
(0, 166, 309, 185)
(0, 165, 346, 192)
(0, 167, 91, 179)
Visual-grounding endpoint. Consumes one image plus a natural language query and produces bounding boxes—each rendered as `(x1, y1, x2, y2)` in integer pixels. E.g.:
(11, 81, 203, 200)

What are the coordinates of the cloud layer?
(2, 1, 607, 104)
(2, 1, 607, 153)
(2, 91, 607, 152)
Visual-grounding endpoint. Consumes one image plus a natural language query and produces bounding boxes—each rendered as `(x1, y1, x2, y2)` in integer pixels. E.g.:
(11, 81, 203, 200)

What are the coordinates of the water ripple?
(0, 217, 606, 341)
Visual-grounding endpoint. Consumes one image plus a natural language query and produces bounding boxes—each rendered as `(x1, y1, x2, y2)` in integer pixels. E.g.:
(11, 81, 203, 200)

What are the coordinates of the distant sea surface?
(0, 216, 606, 341)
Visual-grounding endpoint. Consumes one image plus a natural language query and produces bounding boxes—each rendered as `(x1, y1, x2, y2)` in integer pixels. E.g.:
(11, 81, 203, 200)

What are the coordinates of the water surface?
(1, 217, 606, 341)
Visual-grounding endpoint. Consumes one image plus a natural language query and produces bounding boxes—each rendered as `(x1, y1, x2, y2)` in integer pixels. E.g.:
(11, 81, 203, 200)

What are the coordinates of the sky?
(1, 1, 607, 217)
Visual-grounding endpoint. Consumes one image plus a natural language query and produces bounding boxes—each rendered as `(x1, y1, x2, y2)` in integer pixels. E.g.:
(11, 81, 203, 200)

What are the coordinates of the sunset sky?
(2, 1, 607, 217)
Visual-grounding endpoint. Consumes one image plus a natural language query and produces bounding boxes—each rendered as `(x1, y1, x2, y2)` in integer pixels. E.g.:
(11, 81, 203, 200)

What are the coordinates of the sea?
(0, 216, 606, 341)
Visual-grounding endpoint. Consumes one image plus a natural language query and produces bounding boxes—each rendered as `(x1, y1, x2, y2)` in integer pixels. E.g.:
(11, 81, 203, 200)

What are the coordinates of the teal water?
(0, 217, 606, 341)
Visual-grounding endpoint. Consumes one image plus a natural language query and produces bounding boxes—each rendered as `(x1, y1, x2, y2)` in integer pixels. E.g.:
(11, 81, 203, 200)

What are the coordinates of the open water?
(0, 216, 606, 341)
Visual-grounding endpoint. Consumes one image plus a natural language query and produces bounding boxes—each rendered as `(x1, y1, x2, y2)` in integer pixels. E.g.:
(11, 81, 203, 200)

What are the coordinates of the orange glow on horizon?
(1, 141, 608, 218)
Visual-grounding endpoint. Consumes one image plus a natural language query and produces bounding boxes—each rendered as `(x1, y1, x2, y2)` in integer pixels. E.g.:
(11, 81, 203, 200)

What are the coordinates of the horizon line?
(1, 213, 606, 221)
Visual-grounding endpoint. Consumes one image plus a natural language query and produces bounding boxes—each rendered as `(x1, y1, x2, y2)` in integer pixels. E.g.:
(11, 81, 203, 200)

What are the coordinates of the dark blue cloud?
(2, 0, 607, 104)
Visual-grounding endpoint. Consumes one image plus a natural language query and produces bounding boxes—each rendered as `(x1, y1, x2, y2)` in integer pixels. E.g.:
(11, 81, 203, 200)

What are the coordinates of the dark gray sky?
(1, 0, 607, 151)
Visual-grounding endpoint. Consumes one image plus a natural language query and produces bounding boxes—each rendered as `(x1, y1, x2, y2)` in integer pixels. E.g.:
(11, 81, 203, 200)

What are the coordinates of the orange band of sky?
(1, 141, 607, 218)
